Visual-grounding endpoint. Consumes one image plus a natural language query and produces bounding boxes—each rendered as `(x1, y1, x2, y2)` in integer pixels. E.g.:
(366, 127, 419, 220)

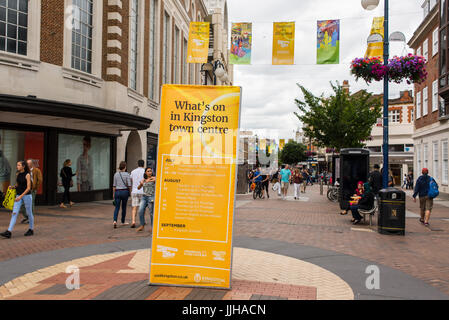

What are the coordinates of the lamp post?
(362, 0, 389, 189)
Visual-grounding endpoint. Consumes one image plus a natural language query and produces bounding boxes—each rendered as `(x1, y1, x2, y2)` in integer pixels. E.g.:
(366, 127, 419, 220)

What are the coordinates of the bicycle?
(327, 185, 339, 202)
(253, 182, 264, 200)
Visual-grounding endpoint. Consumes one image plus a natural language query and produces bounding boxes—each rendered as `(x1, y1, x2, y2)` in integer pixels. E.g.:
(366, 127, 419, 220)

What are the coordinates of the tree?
(294, 82, 382, 152)
(279, 141, 307, 165)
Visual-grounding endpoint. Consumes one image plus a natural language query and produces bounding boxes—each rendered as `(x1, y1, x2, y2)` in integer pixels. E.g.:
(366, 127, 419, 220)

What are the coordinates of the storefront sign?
(149, 85, 242, 289)
(187, 22, 210, 63)
(272, 22, 295, 65)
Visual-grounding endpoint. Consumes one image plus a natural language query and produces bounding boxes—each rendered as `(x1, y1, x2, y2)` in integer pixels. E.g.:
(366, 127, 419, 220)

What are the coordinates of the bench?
(358, 197, 379, 227)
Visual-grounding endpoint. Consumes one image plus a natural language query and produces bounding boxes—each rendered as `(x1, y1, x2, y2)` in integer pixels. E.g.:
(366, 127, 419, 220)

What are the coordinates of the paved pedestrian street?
(0, 185, 448, 300)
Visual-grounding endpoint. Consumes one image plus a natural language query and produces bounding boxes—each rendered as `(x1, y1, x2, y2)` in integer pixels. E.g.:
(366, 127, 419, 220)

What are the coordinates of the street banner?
(317, 20, 340, 64)
(272, 22, 295, 65)
(259, 138, 266, 153)
(149, 85, 242, 289)
(279, 139, 285, 150)
(365, 17, 384, 61)
(187, 22, 210, 63)
(230, 23, 252, 65)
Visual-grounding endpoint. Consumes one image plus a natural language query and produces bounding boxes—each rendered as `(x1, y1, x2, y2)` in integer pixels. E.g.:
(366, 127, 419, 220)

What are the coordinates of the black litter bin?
(378, 188, 406, 235)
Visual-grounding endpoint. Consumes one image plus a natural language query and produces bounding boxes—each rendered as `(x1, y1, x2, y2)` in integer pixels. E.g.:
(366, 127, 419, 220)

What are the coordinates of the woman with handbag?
(112, 161, 132, 229)
(60, 159, 76, 208)
(0, 160, 34, 238)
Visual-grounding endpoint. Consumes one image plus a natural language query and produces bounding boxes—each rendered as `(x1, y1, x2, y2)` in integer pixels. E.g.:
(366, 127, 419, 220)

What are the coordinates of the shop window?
(0, 129, 44, 195)
(57, 134, 110, 192)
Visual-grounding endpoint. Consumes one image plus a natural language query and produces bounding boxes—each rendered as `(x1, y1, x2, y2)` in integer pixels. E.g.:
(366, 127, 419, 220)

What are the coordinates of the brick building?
(409, 0, 449, 195)
(0, 0, 229, 204)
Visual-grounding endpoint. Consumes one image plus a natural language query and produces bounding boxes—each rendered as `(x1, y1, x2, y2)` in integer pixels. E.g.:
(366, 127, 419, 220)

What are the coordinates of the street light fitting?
(361, 0, 380, 10)
(214, 65, 225, 78)
(201, 62, 214, 72)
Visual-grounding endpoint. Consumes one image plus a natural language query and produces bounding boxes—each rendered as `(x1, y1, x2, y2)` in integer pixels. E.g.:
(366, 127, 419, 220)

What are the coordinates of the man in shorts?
(130, 160, 145, 228)
(413, 168, 434, 227)
(280, 165, 291, 200)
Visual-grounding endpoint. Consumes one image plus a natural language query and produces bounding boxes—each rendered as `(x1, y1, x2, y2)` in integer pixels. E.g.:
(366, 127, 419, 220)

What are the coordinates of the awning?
(0, 94, 152, 134)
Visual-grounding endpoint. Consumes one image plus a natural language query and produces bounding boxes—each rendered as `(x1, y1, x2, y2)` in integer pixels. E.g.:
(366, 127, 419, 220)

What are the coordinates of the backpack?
(428, 177, 439, 199)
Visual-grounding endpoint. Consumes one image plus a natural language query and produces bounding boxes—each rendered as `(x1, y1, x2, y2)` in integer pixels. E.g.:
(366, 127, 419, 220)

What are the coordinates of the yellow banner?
(187, 22, 210, 64)
(149, 85, 241, 289)
(259, 139, 266, 153)
(273, 22, 295, 65)
(365, 17, 384, 60)
(279, 139, 285, 150)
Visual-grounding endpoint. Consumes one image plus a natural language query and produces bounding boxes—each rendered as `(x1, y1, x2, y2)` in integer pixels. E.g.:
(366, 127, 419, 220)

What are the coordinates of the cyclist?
(252, 166, 265, 199)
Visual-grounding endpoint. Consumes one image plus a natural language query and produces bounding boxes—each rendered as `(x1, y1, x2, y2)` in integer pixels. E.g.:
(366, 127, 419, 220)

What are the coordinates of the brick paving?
(0, 185, 448, 298)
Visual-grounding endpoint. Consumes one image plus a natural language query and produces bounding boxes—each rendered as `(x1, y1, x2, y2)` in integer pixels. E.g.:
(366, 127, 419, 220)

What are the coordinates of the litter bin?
(378, 188, 406, 235)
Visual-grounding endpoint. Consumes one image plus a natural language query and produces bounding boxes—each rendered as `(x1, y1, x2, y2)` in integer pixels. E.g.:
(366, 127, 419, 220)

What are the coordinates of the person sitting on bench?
(350, 182, 375, 225)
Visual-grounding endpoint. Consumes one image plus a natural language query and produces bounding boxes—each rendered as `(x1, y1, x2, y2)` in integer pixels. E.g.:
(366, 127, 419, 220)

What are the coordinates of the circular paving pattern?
(0, 248, 353, 300)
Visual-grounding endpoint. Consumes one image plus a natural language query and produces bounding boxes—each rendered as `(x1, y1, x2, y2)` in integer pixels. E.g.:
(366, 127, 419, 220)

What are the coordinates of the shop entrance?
(125, 131, 142, 169)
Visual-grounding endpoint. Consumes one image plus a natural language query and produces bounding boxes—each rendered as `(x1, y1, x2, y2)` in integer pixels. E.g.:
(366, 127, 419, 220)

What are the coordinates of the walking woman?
(136, 167, 156, 232)
(112, 161, 132, 228)
(60, 159, 76, 208)
(1, 161, 34, 238)
(293, 169, 303, 200)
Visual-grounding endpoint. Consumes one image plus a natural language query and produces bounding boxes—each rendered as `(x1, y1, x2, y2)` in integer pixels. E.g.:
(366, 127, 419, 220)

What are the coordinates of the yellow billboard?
(365, 17, 384, 61)
(149, 85, 242, 289)
(187, 22, 210, 63)
(273, 22, 295, 65)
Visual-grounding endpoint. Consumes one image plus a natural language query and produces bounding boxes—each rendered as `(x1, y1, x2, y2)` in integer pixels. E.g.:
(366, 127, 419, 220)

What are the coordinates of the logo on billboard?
(194, 273, 202, 283)
(157, 245, 178, 259)
(212, 251, 226, 261)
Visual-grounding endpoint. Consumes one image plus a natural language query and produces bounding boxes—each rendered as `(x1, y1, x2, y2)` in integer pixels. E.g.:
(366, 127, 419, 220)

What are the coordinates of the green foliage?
(279, 141, 307, 165)
(294, 82, 382, 152)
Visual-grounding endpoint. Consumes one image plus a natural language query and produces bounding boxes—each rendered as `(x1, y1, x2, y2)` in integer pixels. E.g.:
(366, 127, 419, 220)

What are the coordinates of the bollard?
(320, 179, 323, 195)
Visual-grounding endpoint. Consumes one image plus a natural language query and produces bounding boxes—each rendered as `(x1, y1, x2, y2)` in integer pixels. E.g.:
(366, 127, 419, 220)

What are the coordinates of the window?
(57, 134, 111, 192)
(0, 129, 44, 195)
(443, 141, 448, 184)
(433, 28, 439, 56)
(173, 26, 179, 84)
(149, 0, 156, 100)
(389, 109, 401, 123)
(162, 12, 170, 84)
(440, 28, 447, 87)
(424, 143, 429, 169)
(416, 91, 422, 119)
(0, 0, 28, 55)
(433, 142, 439, 181)
(423, 39, 429, 62)
(182, 38, 188, 84)
(71, 0, 93, 73)
(129, 0, 138, 90)
(368, 146, 381, 153)
(423, 87, 428, 116)
(389, 144, 405, 152)
(432, 80, 439, 112)
(417, 46, 422, 57)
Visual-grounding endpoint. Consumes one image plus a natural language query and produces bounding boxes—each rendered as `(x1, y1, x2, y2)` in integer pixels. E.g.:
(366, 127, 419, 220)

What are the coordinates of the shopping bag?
(2, 187, 16, 211)
(250, 183, 256, 191)
(272, 182, 280, 191)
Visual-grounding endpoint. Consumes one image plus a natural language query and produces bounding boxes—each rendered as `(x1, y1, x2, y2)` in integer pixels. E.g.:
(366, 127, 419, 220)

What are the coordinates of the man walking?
(413, 168, 436, 227)
(368, 164, 383, 196)
(20, 159, 42, 224)
(301, 168, 309, 193)
(130, 160, 145, 228)
(280, 165, 291, 200)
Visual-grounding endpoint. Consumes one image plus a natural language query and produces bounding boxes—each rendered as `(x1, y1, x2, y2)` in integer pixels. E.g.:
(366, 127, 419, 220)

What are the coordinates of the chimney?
(342, 80, 350, 94)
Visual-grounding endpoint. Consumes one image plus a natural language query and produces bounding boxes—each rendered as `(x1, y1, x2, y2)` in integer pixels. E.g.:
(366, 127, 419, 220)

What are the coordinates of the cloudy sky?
(227, 0, 424, 141)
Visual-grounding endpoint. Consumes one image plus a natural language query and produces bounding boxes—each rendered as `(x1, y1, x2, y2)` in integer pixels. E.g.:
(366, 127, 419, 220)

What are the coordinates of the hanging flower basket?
(388, 54, 428, 84)
(350, 57, 387, 83)
(350, 54, 427, 84)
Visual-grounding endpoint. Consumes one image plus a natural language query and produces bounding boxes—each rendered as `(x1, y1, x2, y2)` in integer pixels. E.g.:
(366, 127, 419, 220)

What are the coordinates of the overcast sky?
(227, 0, 424, 141)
